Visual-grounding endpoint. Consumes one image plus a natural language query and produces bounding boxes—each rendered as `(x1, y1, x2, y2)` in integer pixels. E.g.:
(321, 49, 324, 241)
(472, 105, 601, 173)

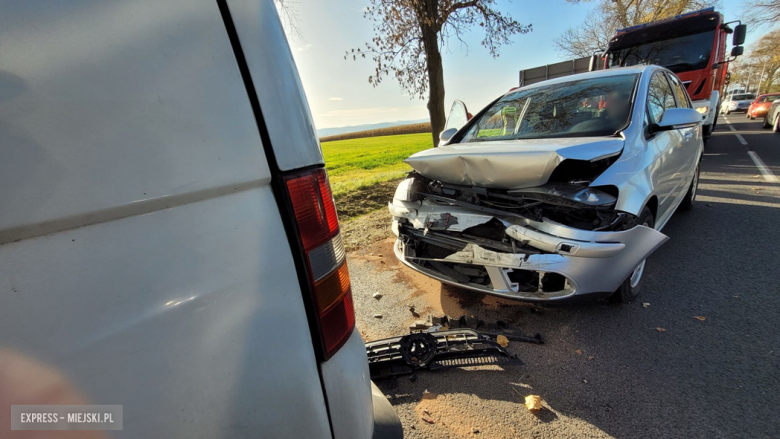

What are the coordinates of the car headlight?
(567, 187, 617, 206)
(696, 106, 709, 114)
(509, 185, 617, 207)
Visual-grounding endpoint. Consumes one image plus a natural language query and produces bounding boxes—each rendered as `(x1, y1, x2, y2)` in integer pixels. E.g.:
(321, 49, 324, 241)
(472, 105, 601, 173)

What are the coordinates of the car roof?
(511, 65, 656, 94)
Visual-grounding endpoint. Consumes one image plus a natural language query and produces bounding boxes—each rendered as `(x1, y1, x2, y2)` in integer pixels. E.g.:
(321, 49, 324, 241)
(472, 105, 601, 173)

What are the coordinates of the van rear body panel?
(0, 0, 335, 436)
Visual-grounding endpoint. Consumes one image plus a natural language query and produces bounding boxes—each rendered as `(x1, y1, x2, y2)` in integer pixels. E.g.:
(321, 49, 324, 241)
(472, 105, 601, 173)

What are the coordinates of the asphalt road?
(349, 117, 780, 439)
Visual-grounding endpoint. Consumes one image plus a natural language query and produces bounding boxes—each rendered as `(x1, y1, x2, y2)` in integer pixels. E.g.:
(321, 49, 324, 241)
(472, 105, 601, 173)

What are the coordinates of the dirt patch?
(335, 179, 401, 221)
(413, 391, 530, 438)
(341, 209, 395, 252)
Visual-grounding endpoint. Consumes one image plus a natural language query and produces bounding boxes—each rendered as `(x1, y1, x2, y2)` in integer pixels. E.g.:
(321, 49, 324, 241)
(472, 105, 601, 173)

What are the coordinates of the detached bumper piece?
(365, 329, 522, 380)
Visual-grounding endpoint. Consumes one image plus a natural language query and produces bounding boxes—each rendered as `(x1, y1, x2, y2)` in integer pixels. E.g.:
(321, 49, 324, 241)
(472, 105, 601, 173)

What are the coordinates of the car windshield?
(608, 31, 714, 73)
(461, 74, 638, 142)
(731, 94, 755, 101)
(758, 95, 779, 103)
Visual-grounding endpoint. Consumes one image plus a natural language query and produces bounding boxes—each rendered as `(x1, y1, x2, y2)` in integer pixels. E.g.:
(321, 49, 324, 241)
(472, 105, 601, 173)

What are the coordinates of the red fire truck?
(519, 8, 747, 141)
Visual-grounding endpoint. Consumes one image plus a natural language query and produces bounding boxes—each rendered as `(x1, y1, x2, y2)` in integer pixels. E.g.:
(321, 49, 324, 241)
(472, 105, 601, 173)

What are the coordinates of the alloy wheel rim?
(630, 260, 646, 289)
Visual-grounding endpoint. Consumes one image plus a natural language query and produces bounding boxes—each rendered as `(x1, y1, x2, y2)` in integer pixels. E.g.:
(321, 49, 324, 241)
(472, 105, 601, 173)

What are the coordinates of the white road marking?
(722, 116, 777, 183)
(748, 151, 779, 183)
(726, 123, 748, 145)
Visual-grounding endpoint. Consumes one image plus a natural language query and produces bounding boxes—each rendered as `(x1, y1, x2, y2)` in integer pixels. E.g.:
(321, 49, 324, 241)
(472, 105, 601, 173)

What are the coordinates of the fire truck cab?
(605, 8, 747, 139)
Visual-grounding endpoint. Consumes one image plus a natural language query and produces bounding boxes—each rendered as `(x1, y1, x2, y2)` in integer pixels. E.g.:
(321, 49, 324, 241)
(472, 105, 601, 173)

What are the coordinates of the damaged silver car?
(389, 65, 702, 303)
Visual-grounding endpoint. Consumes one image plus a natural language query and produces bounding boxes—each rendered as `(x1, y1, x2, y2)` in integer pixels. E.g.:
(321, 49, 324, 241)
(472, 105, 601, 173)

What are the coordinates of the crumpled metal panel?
(404, 137, 624, 189)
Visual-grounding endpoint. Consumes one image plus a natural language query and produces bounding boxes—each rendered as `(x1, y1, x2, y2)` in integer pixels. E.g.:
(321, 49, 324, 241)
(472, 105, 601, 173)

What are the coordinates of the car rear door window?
(647, 72, 677, 123)
(667, 74, 691, 108)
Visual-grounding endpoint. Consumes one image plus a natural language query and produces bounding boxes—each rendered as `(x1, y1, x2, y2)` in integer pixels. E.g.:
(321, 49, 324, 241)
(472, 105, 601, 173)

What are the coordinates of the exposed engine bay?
(389, 171, 668, 301)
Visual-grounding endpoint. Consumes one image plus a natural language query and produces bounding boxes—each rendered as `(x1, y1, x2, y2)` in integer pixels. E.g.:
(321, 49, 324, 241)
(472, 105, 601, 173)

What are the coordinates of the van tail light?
(283, 168, 354, 359)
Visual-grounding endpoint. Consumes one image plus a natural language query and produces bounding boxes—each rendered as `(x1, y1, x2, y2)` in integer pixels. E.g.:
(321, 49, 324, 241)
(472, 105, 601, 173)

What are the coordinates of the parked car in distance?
(389, 66, 702, 304)
(721, 92, 756, 114)
(748, 93, 780, 119)
(0, 1, 402, 438)
(762, 99, 780, 133)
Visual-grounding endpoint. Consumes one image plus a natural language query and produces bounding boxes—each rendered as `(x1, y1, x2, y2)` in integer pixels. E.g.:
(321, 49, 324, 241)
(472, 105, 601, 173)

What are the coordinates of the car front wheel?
(610, 207, 654, 304)
(774, 113, 780, 133)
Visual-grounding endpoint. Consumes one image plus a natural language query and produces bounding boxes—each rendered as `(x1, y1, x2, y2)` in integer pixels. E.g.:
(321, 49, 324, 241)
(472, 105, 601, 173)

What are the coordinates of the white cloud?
(292, 43, 312, 52)
(328, 97, 344, 101)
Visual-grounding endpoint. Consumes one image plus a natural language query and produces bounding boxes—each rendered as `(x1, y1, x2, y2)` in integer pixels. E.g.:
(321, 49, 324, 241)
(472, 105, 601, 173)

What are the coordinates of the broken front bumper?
(390, 199, 668, 301)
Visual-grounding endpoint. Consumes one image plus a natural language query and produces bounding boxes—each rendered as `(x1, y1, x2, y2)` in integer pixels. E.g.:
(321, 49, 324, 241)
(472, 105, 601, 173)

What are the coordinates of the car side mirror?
(652, 108, 702, 132)
(730, 46, 744, 57)
(439, 128, 458, 143)
(733, 24, 747, 46)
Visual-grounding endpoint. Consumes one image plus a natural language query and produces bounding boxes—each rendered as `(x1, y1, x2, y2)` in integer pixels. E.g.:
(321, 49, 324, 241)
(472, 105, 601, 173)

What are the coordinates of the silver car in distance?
(389, 66, 702, 303)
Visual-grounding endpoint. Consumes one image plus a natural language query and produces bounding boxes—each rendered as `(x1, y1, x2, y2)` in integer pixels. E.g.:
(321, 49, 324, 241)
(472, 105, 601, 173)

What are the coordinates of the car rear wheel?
(610, 207, 654, 304)
(679, 163, 699, 211)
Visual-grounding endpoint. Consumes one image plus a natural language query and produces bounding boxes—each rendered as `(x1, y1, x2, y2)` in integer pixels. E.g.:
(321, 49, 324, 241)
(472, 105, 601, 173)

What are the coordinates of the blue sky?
(288, 0, 752, 129)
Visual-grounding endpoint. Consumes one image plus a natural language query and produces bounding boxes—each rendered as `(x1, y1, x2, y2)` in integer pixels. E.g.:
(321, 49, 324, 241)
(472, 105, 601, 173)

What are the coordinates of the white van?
(0, 0, 401, 437)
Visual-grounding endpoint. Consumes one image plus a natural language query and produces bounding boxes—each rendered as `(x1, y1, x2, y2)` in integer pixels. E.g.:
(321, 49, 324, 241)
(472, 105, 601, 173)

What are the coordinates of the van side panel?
(0, 0, 332, 437)
(226, 0, 325, 172)
(0, 189, 331, 438)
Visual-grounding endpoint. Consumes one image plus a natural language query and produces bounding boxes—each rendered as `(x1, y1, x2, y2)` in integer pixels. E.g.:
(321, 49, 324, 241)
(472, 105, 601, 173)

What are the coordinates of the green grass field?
(323, 132, 433, 197)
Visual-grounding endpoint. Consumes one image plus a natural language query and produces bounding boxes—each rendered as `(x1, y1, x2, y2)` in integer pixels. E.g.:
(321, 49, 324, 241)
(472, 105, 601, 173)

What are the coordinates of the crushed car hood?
(404, 137, 624, 189)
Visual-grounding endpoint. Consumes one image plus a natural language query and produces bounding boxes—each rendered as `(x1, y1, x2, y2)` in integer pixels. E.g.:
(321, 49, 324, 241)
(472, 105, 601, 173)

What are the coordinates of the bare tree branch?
(347, 1, 531, 145)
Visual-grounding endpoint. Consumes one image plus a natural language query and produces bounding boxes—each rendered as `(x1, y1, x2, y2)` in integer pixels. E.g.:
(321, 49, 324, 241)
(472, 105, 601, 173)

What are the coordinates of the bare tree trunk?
(420, 0, 445, 146)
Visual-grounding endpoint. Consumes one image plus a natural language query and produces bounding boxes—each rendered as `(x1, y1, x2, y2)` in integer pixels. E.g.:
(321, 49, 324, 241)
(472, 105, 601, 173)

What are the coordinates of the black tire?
(773, 113, 780, 133)
(679, 162, 699, 211)
(702, 124, 712, 143)
(610, 207, 655, 304)
(763, 115, 772, 129)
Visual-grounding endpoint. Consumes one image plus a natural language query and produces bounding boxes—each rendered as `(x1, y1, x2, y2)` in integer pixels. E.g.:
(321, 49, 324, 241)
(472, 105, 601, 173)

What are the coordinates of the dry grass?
(320, 122, 431, 142)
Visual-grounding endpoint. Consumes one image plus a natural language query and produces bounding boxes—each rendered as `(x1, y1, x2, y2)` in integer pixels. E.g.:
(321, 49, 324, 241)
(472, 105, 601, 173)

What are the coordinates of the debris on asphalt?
(423, 409, 431, 416)
(411, 314, 545, 344)
(588, 356, 595, 360)
(421, 416, 435, 424)
(693, 316, 706, 321)
(575, 349, 583, 355)
(496, 335, 509, 347)
(525, 395, 542, 411)
(365, 329, 523, 380)
(583, 379, 589, 384)
(373, 314, 383, 319)
(373, 292, 383, 300)
(656, 327, 667, 332)
(472, 427, 480, 434)
(642, 302, 650, 308)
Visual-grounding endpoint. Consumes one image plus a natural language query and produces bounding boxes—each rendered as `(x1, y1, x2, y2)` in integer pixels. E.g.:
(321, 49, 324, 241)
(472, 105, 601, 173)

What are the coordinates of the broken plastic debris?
(496, 335, 509, 347)
(642, 302, 650, 308)
(524, 395, 542, 411)
(693, 316, 706, 321)
(656, 327, 666, 332)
